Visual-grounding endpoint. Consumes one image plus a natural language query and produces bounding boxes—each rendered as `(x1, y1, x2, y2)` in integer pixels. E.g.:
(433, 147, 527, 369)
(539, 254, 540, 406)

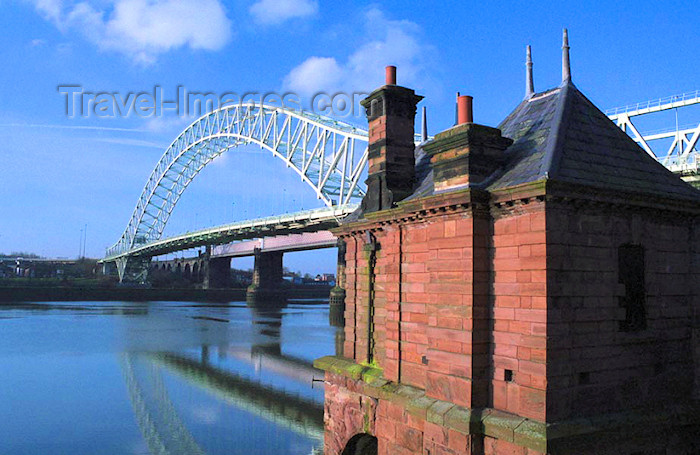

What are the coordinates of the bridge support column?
(203, 252, 231, 289)
(246, 248, 285, 303)
(116, 257, 150, 284)
(329, 239, 346, 327)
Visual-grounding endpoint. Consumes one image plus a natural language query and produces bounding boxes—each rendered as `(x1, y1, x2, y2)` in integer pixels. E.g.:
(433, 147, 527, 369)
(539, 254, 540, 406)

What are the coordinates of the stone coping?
(314, 355, 700, 453)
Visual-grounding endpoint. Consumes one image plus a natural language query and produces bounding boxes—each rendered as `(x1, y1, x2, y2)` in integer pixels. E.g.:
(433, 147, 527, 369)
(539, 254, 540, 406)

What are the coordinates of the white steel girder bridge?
(102, 91, 700, 283)
(102, 103, 369, 282)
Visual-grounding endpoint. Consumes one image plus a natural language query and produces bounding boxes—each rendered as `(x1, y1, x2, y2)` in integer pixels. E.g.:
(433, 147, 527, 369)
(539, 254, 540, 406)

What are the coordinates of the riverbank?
(0, 286, 332, 302)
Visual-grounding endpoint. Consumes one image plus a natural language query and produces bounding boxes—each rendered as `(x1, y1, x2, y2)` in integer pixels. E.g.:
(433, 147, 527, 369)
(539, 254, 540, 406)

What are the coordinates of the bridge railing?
(663, 155, 699, 174)
(605, 90, 700, 117)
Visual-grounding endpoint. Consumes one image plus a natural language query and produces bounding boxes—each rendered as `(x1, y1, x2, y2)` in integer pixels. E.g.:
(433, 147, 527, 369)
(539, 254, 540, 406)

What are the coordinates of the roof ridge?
(540, 81, 575, 180)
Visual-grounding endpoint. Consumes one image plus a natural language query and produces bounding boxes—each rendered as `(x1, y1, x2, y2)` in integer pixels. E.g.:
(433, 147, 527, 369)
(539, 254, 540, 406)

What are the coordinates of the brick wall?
(343, 235, 360, 360)
(483, 437, 544, 455)
(339, 196, 549, 419)
(418, 214, 479, 404)
(342, 231, 390, 367)
(375, 399, 481, 455)
(330, 189, 699, 454)
(323, 373, 378, 455)
(490, 201, 547, 421)
(546, 200, 696, 421)
(341, 202, 496, 406)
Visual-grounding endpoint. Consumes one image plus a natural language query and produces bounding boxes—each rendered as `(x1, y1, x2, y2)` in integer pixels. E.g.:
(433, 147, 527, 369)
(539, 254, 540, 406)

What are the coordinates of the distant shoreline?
(0, 286, 331, 302)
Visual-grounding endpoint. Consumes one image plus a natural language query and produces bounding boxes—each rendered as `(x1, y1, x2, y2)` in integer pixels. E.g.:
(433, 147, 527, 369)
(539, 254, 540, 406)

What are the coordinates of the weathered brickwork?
(322, 376, 378, 455)
(490, 201, 547, 422)
(317, 363, 549, 455)
(545, 198, 697, 421)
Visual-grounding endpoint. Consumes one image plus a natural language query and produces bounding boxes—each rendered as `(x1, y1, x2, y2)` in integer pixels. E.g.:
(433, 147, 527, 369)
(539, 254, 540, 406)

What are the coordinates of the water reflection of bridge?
(121, 353, 207, 455)
(120, 301, 331, 455)
(153, 352, 323, 437)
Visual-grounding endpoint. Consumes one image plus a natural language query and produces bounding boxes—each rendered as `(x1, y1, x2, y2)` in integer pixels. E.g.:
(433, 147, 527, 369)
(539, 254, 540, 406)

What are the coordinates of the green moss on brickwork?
(312, 356, 700, 453)
(427, 400, 455, 425)
(366, 377, 390, 389)
(361, 365, 384, 383)
(444, 406, 488, 435)
(482, 410, 526, 443)
(314, 354, 549, 453)
(314, 355, 383, 383)
(390, 384, 427, 414)
(404, 395, 437, 420)
(514, 419, 547, 453)
(362, 401, 372, 434)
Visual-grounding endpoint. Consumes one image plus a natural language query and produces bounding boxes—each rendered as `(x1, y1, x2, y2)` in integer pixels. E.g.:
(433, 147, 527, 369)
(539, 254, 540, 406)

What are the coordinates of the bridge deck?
(212, 231, 338, 258)
(103, 205, 357, 262)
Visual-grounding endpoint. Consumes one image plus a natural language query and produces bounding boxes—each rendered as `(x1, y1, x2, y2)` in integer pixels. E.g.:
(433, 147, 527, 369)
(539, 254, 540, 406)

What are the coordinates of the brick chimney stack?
(359, 66, 423, 213)
(424, 95, 512, 191)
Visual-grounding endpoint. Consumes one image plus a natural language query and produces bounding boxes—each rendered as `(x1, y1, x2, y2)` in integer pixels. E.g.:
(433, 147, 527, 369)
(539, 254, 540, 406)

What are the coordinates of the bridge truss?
(606, 90, 700, 177)
(107, 103, 369, 281)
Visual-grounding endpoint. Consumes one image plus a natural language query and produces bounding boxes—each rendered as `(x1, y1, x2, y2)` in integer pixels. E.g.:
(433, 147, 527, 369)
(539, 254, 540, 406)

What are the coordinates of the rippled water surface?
(0, 300, 337, 454)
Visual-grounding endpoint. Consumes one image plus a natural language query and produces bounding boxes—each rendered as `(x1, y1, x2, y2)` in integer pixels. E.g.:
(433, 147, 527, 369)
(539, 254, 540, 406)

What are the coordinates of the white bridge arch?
(107, 103, 370, 276)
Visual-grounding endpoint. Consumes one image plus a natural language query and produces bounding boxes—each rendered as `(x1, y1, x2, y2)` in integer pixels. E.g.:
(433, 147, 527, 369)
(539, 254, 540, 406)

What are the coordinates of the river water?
(0, 299, 338, 455)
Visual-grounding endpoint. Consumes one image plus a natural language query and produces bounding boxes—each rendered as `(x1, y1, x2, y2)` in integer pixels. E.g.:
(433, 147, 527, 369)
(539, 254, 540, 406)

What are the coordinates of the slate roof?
(489, 81, 700, 201)
(407, 81, 700, 203)
(488, 87, 560, 189)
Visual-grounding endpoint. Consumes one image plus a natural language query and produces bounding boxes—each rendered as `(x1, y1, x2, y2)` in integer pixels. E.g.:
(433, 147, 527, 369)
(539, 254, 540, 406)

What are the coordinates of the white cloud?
(32, 0, 63, 22)
(283, 8, 433, 100)
(29, 0, 233, 64)
(249, 0, 318, 25)
(283, 57, 343, 95)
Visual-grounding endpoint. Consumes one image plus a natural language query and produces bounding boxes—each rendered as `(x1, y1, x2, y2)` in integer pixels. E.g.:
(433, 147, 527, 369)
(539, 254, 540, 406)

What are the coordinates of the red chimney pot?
(385, 66, 397, 85)
(457, 95, 473, 125)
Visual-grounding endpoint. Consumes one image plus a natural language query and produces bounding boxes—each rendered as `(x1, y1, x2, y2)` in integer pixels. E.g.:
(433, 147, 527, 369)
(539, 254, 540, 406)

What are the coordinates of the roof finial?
(562, 28, 571, 83)
(421, 105, 428, 142)
(526, 45, 534, 98)
(454, 91, 460, 126)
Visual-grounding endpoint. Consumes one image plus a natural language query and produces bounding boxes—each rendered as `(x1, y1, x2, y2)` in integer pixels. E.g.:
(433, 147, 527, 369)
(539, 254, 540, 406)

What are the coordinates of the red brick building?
(315, 33, 700, 454)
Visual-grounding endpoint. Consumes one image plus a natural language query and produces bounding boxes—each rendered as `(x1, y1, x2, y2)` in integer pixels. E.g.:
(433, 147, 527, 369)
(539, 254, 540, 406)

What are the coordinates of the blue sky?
(1, 0, 698, 273)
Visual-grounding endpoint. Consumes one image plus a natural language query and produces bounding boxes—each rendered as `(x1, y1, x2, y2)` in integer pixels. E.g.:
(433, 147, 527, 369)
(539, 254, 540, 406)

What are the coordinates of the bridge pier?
(117, 257, 150, 284)
(246, 248, 285, 303)
(329, 239, 346, 327)
(203, 255, 231, 289)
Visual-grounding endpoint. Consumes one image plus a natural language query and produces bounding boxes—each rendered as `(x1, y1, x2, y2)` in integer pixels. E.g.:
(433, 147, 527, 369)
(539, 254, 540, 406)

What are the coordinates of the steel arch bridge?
(107, 103, 370, 281)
